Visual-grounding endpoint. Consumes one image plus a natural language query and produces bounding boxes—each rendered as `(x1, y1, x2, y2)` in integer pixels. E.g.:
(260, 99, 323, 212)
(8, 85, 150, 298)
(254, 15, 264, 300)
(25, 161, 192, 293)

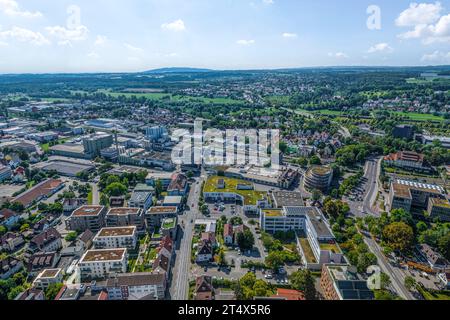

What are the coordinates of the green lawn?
(299, 238, 317, 263)
(203, 176, 267, 205)
(91, 89, 244, 104)
(419, 287, 450, 300)
(390, 111, 445, 122)
(87, 191, 93, 205)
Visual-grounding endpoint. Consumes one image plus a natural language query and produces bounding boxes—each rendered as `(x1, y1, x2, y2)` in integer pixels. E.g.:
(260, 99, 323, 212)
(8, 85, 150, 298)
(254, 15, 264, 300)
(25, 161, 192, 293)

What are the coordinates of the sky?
(0, 0, 450, 73)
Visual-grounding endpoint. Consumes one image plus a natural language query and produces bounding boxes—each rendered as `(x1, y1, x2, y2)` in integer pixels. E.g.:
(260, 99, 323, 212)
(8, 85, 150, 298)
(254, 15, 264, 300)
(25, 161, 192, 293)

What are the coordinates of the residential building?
(14, 288, 45, 301)
(145, 206, 178, 230)
(417, 244, 450, 271)
(194, 276, 214, 300)
(0, 256, 23, 280)
(93, 226, 137, 250)
(0, 165, 12, 182)
(304, 165, 333, 191)
(63, 198, 87, 213)
(320, 264, 375, 300)
(427, 198, 450, 222)
(162, 195, 183, 209)
(32, 268, 63, 290)
(29, 228, 62, 253)
(153, 236, 174, 277)
(145, 171, 173, 189)
(160, 217, 178, 240)
(25, 252, 60, 275)
(270, 288, 305, 300)
(78, 248, 128, 280)
(223, 224, 233, 245)
(128, 190, 153, 211)
(66, 205, 107, 232)
(1, 232, 25, 252)
(106, 272, 167, 300)
(196, 240, 213, 263)
(0, 208, 20, 228)
(105, 207, 145, 234)
(388, 179, 446, 214)
(167, 173, 188, 196)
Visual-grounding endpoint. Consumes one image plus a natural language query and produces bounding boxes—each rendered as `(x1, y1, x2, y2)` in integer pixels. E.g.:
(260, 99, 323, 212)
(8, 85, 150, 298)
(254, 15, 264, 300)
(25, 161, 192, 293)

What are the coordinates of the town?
(0, 66, 449, 302)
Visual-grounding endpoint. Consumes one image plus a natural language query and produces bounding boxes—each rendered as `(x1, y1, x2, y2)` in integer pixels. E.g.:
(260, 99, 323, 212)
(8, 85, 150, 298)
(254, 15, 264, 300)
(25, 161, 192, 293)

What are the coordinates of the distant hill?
(143, 67, 213, 74)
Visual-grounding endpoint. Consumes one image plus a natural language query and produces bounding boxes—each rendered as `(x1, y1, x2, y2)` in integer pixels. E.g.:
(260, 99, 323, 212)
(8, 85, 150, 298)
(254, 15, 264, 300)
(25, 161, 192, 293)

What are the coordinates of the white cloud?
(46, 25, 89, 45)
(262, 0, 274, 5)
(236, 39, 255, 46)
(124, 43, 144, 54)
(368, 43, 393, 53)
(421, 50, 450, 63)
(328, 52, 348, 58)
(396, 2, 450, 44)
(398, 13, 450, 43)
(0, 26, 49, 45)
(282, 32, 298, 38)
(94, 35, 107, 46)
(87, 51, 100, 59)
(0, 0, 42, 18)
(395, 2, 442, 27)
(165, 52, 178, 57)
(161, 19, 186, 32)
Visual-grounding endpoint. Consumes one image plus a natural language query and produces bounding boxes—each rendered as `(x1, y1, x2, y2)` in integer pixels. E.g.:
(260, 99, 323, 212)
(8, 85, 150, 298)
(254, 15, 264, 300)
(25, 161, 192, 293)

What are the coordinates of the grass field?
(390, 111, 445, 121)
(93, 89, 244, 104)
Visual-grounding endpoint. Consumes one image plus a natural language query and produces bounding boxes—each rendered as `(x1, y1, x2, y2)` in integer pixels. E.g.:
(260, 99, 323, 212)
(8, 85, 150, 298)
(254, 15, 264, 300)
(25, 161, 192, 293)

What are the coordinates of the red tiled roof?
(13, 179, 63, 207)
(272, 288, 305, 300)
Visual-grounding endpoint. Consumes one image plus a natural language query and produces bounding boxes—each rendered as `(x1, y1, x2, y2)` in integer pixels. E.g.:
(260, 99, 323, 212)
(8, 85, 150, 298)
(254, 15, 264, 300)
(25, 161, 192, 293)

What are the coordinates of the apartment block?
(66, 205, 107, 232)
(93, 226, 137, 250)
(105, 207, 145, 234)
(78, 248, 127, 280)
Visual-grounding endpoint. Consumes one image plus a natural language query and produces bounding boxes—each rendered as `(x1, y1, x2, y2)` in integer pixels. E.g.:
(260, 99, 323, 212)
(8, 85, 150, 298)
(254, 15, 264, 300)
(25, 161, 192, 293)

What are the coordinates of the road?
(89, 183, 100, 205)
(362, 157, 382, 216)
(363, 234, 415, 300)
(170, 170, 206, 300)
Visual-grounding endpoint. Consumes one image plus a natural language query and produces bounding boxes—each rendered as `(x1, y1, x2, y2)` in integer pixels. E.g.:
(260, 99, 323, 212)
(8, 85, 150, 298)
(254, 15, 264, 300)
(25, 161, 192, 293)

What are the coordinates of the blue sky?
(0, 0, 449, 73)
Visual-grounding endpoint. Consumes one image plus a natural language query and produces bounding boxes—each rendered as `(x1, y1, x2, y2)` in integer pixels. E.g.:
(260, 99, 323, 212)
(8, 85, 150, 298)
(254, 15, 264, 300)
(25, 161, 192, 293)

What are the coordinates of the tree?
(9, 202, 24, 213)
(323, 200, 340, 218)
(0, 225, 6, 236)
(65, 231, 78, 242)
(236, 229, 255, 250)
(155, 179, 163, 198)
(265, 251, 284, 271)
(104, 182, 127, 197)
(404, 276, 417, 291)
(380, 272, 391, 290)
(45, 283, 64, 300)
(390, 209, 413, 226)
(311, 189, 322, 202)
(289, 270, 316, 300)
(438, 233, 450, 260)
(309, 155, 321, 165)
(383, 222, 414, 253)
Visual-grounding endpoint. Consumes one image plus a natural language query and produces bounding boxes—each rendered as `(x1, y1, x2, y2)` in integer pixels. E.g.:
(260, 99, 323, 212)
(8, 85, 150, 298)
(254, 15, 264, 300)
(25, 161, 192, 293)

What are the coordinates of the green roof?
(203, 176, 267, 205)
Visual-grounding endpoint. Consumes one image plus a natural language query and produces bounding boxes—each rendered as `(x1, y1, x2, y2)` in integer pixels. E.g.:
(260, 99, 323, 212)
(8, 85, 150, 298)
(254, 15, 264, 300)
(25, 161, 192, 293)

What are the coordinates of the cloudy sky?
(0, 0, 449, 73)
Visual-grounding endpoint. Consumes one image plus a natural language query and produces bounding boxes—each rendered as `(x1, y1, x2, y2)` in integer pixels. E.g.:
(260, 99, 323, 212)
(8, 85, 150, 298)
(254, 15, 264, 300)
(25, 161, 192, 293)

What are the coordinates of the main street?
(362, 157, 382, 216)
(363, 234, 415, 300)
(170, 169, 206, 300)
